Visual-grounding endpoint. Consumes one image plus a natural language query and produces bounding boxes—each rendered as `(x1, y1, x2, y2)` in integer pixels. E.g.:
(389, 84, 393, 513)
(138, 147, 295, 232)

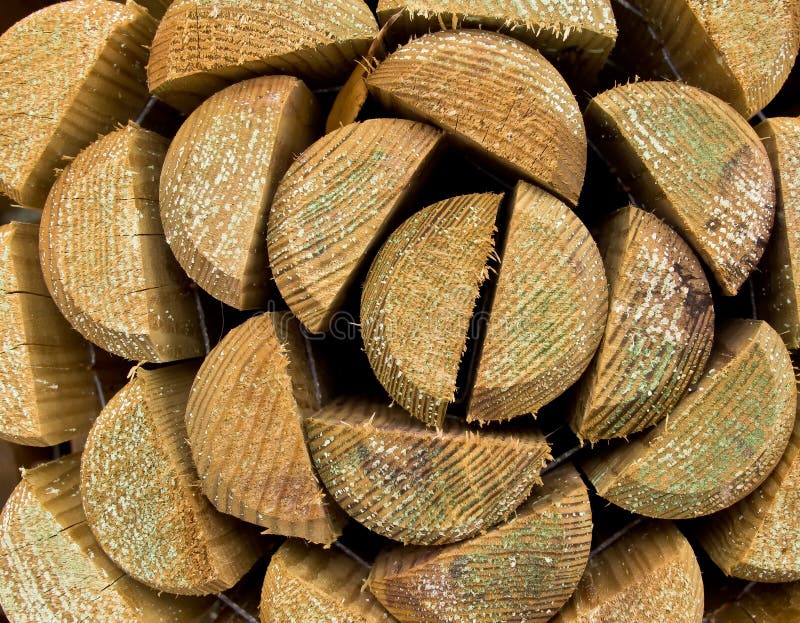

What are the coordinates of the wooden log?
(365, 29, 586, 205)
(571, 206, 715, 441)
(468, 181, 607, 424)
(361, 192, 502, 427)
(305, 396, 551, 545)
(696, 401, 800, 582)
(608, 0, 800, 118)
(0, 443, 50, 508)
(260, 540, 397, 623)
(160, 76, 320, 310)
(40, 122, 206, 363)
(0, 453, 214, 622)
(147, 0, 379, 113)
(585, 81, 775, 296)
(754, 117, 800, 349)
(375, 0, 617, 86)
(268, 118, 443, 332)
(365, 463, 591, 623)
(0, 0, 156, 208)
(552, 521, 703, 623)
(584, 319, 796, 519)
(81, 363, 263, 595)
(710, 582, 800, 622)
(186, 312, 345, 546)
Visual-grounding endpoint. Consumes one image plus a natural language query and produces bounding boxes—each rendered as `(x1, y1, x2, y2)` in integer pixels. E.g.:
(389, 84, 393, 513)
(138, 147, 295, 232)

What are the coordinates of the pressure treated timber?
(755, 117, 800, 348)
(0, 453, 213, 622)
(305, 396, 551, 544)
(81, 363, 262, 595)
(365, 29, 587, 205)
(375, 0, 617, 85)
(185, 312, 344, 545)
(585, 319, 796, 519)
(366, 464, 591, 623)
(160, 76, 320, 310)
(552, 521, 703, 623)
(0, 0, 156, 208)
(585, 81, 775, 296)
(268, 118, 443, 332)
(260, 540, 397, 623)
(571, 206, 714, 441)
(40, 123, 205, 363)
(710, 582, 800, 622)
(468, 181, 607, 424)
(147, 0, 378, 113)
(361, 192, 501, 427)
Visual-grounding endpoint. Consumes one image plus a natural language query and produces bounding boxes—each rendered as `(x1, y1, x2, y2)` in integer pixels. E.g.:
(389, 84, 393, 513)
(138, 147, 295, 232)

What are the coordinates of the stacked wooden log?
(0, 1, 799, 622)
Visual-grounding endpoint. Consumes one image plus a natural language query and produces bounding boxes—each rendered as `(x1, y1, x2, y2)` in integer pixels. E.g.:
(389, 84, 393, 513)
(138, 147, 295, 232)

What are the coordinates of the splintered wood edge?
(468, 181, 608, 424)
(552, 521, 703, 623)
(571, 206, 714, 441)
(81, 363, 262, 595)
(268, 118, 443, 333)
(186, 312, 345, 545)
(365, 463, 591, 623)
(305, 396, 551, 544)
(361, 192, 501, 427)
(160, 76, 321, 310)
(584, 319, 796, 519)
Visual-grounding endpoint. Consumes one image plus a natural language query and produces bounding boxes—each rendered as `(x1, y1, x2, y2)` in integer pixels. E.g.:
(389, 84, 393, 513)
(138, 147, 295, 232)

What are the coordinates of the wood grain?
(0, 0, 155, 208)
(81, 363, 263, 595)
(710, 582, 800, 622)
(571, 206, 714, 441)
(160, 76, 320, 310)
(268, 118, 442, 332)
(361, 193, 501, 427)
(147, 0, 378, 113)
(0, 453, 213, 622)
(552, 521, 703, 623)
(468, 181, 607, 423)
(260, 540, 397, 623)
(40, 123, 206, 363)
(305, 396, 551, 545)
(366, 463, 591, 622)
(585, 319, 796, 519)
(585, 81, 775, 296)
(186, 312, 344, 546)
(755, 117, 800, 348)
(365, 29, 586, 205)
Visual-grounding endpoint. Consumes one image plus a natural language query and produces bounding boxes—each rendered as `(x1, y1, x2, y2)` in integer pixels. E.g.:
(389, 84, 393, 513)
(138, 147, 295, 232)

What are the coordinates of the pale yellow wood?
(81, 363, 263, 595)
(0, 0, 156, 208)
(710, 582, 800, 622)
(585, 319, 796, 519)
(160, 76, 320, 309)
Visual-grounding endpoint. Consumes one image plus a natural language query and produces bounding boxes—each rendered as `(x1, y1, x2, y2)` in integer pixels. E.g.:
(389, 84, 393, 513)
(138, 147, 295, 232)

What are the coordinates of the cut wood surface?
(40, 122, 206, 363)
(81, 363, 262, 595)
(697, 401, 800, 582)
(755, 116, 800, 348)
(147, 0, 378, 113)
(585, 81, 775, 296)
(468, 181, 607, 424)
(260, 540, 397, 623)
(305, 396, 551, 544)
(0, 453, 214, 622)
(585, 319, 796, 519)
(160, 76, 320, 310)
(710, 582, 800, 622)
(268, 118, 442, 332)
(552, 521, 703, 623)
(365, 29, 586, 205)
(0, 222, 103, 446)
(571, 206, 714, 441)
(609, 0, 800, 118)
(366, 463, 591, 623)
(186, 312, 344, 545)
(361, 192, 501, 427)
(376, 0, 617, 85)
(0, 0, 156, 208)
